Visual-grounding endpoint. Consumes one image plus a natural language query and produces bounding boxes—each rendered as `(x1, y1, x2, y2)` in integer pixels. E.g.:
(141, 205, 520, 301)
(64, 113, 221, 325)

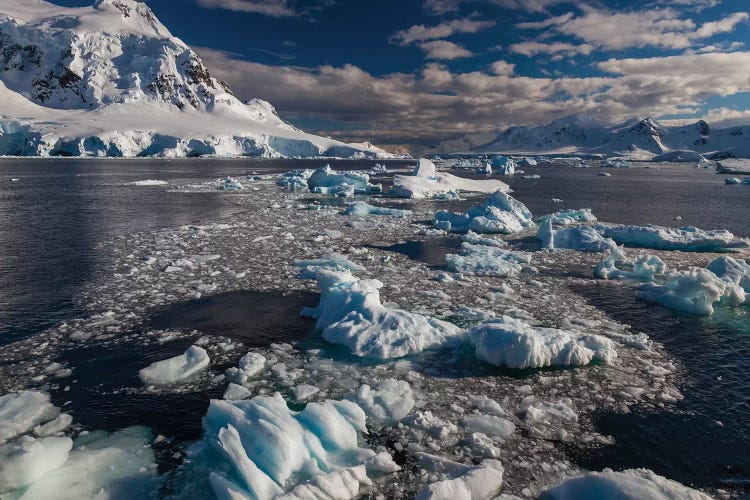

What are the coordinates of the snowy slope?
(0, 0, 391, 158)
(426, 114, 750, 159)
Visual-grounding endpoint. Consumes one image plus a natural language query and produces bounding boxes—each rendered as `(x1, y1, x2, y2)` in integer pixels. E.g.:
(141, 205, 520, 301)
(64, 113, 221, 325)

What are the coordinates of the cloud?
(194, 0, 298, 16)
(424, 0, 569, 15)
(702, 107, 750, 127)
(419, 40, 474, 59)
(489, 60, 515, 75)
(509, 41, 594, 57)
(390, 18, 496, 45)
(196, 46, 750, 150)
(516, 7, 748, 54)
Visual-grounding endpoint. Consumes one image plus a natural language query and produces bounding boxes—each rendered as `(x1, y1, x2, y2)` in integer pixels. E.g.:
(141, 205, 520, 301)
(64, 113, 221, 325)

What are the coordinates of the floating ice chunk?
(356, 379, 414, 422)
(308, 165, 381, 197)
(344, 201, 411, 218)
(462, 231, 507, 247)
(445, 243, 531, 277)
(301, 268, 465, 359)
(292, 384, 320, 402)
(131, 179, 168, 186)
(468, 316, 617, 369)
(526, 400, 578, 424)
(275, 465, 372, 500)
(541, 468, 713, 499)
(372, 163, 388, 174)
(138, 345, 210, 385)
(238, 352, 267, 378)
(490, 155, 516, 176)
(224, 383, 252, 401)
(461, 414, 515, 439)
(538, 221, 616, 252)
(415, 453, 505, 500)
(706, 256, 750, 292)
(295, 253, 365, 276)
(391, 159, 509, 199)
(636, 268, 745, 316)
(19, 426, 158, 500)
(0, 435, 72, 493)
(219, 177, 244, 191)
(725, 177, 741, 185)
(595, 249, 666, 281)
(0, 391, 60, 443)
(537, 208, 597, 226)
(596, 224, 750, 252)
(364, 452, 401, 474)
(34, 413, 73, 437)
(518, 157, 538, 167)
(407, 412, 458, 439)
(435, 191, 534, 234)
(202, 393, 375, 498)
(278, 169, 314, 190)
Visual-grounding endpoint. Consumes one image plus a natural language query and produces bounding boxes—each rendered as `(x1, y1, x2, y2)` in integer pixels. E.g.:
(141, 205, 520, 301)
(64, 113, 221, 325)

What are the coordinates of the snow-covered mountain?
(426, 114, 750, 159)
(0, 0, 391, 158)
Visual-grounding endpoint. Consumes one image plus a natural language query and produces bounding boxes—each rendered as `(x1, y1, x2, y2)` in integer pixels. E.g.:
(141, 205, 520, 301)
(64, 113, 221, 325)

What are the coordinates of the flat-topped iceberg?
(468, 316, 617, 369)
(538, 221, 616, 252)
(537, 208, 597, 226)
(435, 191, 534, 234)
(201, 393, 392, 499)
(596, 224, 750, 252)
(138, 345, 210, 385)
(541, 468, 712, 500)
(391, 159, 510, 199)
(445, 242, 532, 277)
(299, 265, 465, 359)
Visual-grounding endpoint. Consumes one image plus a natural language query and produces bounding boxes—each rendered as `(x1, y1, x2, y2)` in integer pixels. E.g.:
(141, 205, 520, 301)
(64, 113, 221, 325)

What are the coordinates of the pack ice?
(596, 224, 750, 252)
(138, 345, 210, 385)
(434, 191, 535, 234)
(391, 159, 510, 199)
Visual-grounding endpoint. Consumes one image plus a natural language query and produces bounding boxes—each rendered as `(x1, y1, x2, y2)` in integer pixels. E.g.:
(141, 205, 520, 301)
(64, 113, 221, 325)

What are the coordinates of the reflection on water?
(572, 283, 750, 493)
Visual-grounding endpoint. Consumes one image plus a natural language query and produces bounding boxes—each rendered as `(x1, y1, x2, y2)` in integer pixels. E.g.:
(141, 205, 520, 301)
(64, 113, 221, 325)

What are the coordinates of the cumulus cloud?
(390, 18, 496, 45)
(702, 107, 750, 127)
(509, 41, 594, 57)
(424, 0, 568, 15)
(419, 40, 474, 59)
(517, 7, 749, 52)
(489, 60, 515, 75)
(196, 47, 750, 150)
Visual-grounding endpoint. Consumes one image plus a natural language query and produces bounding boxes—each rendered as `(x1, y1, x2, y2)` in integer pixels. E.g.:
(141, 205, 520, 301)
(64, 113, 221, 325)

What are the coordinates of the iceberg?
(468, 316, 617, 369)
(536, 208, 597, 226)
(595, 249, 666, 281)
(595, 224, 750, 252)
(344, 202, 411, 218)
(445, 243, 532, 277)
(541, 468, 712, 500)
(298, 265, 465, 359)
(307, 165, 382, 197)
(706, 256, 750, 292)
(636, 268, 746, 316)
(490, 155, 516, 176)
(202, 393, 379, 499)
(390, 159, 510, 199)
(434, 191, 534, 234)
(138, 345, 210, 385)
(538, 221, 616, 252)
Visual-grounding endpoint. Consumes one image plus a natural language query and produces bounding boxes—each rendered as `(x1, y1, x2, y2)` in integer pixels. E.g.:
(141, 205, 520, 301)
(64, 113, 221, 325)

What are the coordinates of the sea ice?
(468, 316, 617, 369)
(300, 266, 465, 359)
(131, 179, 168, 186)
(596, 224, 750, 252)
(490, 155, 517, 176)
(706, 256, 750, 292)
(445, 243, 531, 277)
(344, 201, 411, 218)
(537, 208, 597, 226)
(0, 391, 60, 443)
(307, 165, 382, 197)
(595, 249, 666, 281)
(201, 393, 379, 499)
(391, 159, 510, 199)
(434, 191, 534, 234)
(355, 379, 415, 423)
(0, 435, 72, 492)
(415, 453, 505, 500)
(541, 468, 713, 499)
(636, 267, 746, 315)
(538, 222, 616, 252)
(138, 345, 210, 385)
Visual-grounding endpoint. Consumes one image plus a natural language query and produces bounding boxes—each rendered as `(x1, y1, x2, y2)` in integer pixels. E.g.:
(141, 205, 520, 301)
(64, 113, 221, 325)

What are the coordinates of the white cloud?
(390, 18, 496, 45)
(509, 41, 594, 57)
(195, 0, 298, 16)
(419, 40, 474, 59)
(702, 107, 750, 127)
(489, 60, 515, 75)
(695, 12, 748, 38)
(196, 46, 750, 149)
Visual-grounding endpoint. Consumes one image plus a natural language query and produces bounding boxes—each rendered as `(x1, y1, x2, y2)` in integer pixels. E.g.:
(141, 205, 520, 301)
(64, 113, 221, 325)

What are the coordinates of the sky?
(56, 0, 750, 151)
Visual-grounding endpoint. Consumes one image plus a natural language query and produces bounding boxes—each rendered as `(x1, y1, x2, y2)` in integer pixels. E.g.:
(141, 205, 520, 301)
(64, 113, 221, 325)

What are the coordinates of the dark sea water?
(1, 159, 749, 494)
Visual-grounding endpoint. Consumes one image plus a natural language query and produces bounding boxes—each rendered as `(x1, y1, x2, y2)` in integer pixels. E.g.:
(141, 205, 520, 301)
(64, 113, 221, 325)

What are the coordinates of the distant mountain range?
(424, 114, 750, 160)
(0, 0, 391, 158)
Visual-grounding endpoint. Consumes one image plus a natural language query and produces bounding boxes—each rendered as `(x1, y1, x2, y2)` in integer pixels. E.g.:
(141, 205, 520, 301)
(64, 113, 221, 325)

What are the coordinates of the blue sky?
(57, 0, 750, 149)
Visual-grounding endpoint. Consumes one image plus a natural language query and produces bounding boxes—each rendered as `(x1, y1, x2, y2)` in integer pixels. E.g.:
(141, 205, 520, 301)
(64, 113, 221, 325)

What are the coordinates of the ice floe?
(435, 191, 535, 234)
(278, 165, 381, 197)
(355, 378, 415, 422)
(138, 345, 210, 385)
(344, 201, 411, 218)
(131, 179, 168, 186)
(415, 453, 505, 500)
(538, 222, 617, 252)
(542, 468, 713, 499)
(595, 249, 667, 281)
(391, 159, 510, 199)
(446, 243, 532, 277)
(596, 224, 750, 252)
(537, 208, 597, 226)
(468, 316, 617, 369)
